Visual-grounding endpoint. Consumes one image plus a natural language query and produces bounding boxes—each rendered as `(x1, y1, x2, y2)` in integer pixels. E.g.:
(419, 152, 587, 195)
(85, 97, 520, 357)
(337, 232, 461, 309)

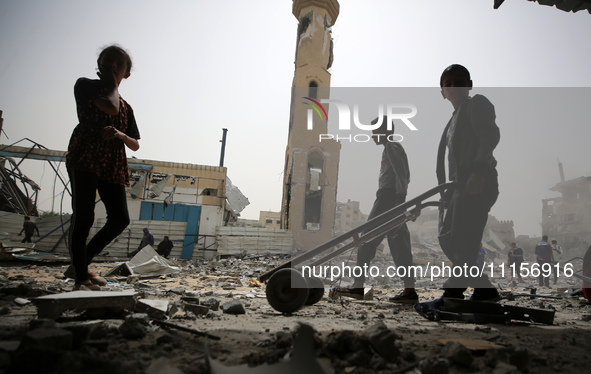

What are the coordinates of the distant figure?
(551, 239, 562, 285)
(476, 242, 486, 270)
(507, 242, 524, 282)
(139, 227, 155, 250)
(157, 236, 174, 258)
(19, 216, 40, 243)
(66, 45, 141, 291)
(332, 115, 416, 303)
(535, 235, 554, 287)
(127, 227, 155, 258)
(416, 64, 501, 319)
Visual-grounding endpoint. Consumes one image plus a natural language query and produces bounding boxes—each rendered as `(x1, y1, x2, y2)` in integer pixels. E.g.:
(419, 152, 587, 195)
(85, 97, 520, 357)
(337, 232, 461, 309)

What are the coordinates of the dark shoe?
(330, 286, 364, 300)
(389, 291, 419, 304)
(469, 288, 501, 302)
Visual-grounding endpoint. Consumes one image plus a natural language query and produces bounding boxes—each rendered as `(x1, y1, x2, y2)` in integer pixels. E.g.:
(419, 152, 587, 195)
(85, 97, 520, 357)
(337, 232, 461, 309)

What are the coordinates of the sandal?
(73, 280, 101, 291)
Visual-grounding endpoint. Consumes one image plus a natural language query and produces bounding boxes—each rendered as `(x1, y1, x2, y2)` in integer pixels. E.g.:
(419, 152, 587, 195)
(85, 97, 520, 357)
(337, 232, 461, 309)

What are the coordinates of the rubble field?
(0, 256, 590, 374)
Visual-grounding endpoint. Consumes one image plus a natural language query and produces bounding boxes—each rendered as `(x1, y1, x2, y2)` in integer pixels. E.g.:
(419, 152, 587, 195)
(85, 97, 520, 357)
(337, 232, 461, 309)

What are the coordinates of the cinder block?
(32, 290, 137, 320)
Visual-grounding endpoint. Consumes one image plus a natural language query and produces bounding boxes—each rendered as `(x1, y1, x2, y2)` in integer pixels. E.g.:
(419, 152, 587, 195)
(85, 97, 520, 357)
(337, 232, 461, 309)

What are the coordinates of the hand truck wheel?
(304, 276, 325, 306)
(266, 268, 309, 313)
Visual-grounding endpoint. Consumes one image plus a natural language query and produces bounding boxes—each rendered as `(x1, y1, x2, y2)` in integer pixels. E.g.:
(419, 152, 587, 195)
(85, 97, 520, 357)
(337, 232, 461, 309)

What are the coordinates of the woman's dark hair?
(440, 64, 470, 87)
(98, 45, 132, 74)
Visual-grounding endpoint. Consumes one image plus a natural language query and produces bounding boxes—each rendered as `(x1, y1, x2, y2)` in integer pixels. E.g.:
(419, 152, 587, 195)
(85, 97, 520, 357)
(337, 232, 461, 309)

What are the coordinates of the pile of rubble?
(0, 255, 591, 373)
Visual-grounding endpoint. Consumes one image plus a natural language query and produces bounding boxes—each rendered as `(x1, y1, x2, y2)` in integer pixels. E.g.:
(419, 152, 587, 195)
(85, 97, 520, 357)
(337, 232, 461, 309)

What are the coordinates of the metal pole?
(219, 128, 228, 167)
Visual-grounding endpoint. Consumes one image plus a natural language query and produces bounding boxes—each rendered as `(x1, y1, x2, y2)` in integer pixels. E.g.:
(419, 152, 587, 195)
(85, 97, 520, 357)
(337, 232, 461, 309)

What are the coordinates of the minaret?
(281, 0, 340, 251)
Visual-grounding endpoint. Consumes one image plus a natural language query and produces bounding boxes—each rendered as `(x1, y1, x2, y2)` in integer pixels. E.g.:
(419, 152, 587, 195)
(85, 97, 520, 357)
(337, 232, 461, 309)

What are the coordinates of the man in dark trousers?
(535, 235, 554, 287)
(332, 116, 416, 303)
(416, 64, 500, 318)
(19, 216, 40, 243)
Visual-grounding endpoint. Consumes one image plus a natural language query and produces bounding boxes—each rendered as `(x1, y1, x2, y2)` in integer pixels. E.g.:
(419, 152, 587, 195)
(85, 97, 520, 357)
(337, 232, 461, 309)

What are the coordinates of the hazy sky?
(1, 0, 590, 237)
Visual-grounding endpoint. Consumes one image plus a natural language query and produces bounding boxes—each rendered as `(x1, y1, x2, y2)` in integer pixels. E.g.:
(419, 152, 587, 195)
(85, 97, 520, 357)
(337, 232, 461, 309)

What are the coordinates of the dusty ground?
(0, 255, 590, 374)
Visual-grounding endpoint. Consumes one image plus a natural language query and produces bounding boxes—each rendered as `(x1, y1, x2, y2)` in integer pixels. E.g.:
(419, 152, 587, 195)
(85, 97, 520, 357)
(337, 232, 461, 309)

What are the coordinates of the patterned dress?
(66, 78, 140, 186)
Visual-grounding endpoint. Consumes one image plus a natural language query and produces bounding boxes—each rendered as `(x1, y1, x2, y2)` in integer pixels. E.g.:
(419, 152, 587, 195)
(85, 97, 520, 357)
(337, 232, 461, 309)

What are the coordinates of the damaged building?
(0, 142, 252, 260)
(542, 163, 591, 258)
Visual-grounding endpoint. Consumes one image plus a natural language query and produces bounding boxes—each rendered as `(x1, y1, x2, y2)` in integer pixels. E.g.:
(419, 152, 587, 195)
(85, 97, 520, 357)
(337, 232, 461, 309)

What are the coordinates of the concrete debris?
(362, 321, 401, 362)
(222, 300, 246, 314)
(0, 256, 589, 373)
(127, 245, 181, 275)
(208, 323, 328, 374)
(32, 289, 137, 320)
(441, 341, 474, 367)
(184, 302, 210, 316)
(119, 314, 149, 339)
(137, 298, 169, 319)
(418, 356, 450, 374)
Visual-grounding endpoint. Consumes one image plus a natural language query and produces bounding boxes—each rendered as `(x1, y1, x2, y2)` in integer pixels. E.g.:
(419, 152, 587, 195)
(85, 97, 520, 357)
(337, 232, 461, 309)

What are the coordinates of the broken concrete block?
(58, 320, 105, 346)
(184, 302, 209, 316)
(181, 295, 199, 304)
(222, 300, 246, 315)
(137, 299, 169, 320)
(442, 341, 474, 367)
(201, 298, 220, 311)
(32, 290, 137, 320)
(169, 287, 185, 295)
(418, 356, 450, 374)
(20, 328, 73, 351)
(363, 321, 401, 362)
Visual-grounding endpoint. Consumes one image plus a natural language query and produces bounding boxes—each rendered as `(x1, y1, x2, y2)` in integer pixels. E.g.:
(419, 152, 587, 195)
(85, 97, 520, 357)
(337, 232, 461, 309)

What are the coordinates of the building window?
(309, 81, 318, 99)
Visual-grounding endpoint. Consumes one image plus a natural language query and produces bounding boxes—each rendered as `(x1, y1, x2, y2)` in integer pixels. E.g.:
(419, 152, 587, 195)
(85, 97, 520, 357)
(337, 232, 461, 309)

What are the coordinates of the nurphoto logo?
(303, 97, 418, 143)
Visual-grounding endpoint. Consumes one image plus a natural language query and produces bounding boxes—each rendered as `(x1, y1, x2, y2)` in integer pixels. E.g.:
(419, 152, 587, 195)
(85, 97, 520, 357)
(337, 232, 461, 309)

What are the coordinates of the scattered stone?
(418, 356, 450, 374)
(184, 302, 210, 316)
(13, 297, 30, 306)
(181, 295, 199, 304)
(20, 328, 73, 351)
(442, 341, 474, 367)
(169, 287, 185, 295)
(222, 300, 246, 315)
(58, 321, 105, 346)
(0, 305, 10, 315)
(581, 314, 591, 321)
(363, 321, 401, 362)
(137, 299, 169, 320)
(201, 298, 220, 311)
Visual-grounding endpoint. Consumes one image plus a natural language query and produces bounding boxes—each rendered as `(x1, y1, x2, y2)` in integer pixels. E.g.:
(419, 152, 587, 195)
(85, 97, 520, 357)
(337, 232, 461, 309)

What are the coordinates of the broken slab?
(32, 290, 137, 320)
(137, 299, 169, 320)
